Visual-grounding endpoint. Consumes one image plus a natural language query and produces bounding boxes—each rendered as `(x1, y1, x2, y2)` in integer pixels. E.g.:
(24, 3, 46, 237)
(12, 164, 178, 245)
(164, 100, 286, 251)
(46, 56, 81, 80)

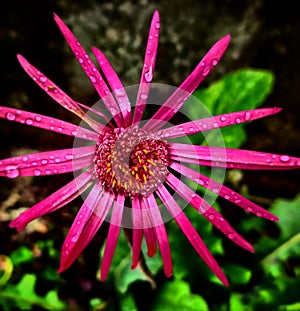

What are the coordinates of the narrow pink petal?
(59, 188, 114, 272)
(131, 196, 143, 269)
(53, 14, 123, 127)
(133, 10, 160, 124)
(17, 54, 103, 133)
(9, 169, 93, 231)
(156, 184, 229, 286)
(0, 106, 98, 141)
(100, 194, 125, 281)
(92, 48, 132, 127)
(144, 34, 231, 131)
(166, 173, 254, 252)
(169, 143, 300, 170)
(145, 194, 173, 277)
(170, 162, 278, 221)
(160, 108, 282, 139)
(140, 198, 157, 257)
(0, 146, 95, 178)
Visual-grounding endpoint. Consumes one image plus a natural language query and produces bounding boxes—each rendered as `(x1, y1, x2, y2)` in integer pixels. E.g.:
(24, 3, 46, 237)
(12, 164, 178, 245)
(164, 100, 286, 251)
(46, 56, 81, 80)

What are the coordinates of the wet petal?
(0, 146, 95, 178)
(17, 54, 103, 133)
(9, 169, 94, 231)
(59, 187, 114, 272)
(144, 34, 230, 131)
(160, 108, 282, 139)
(144, 194, 172, 277)
(100, 194, 125, 280)
(0, 106, 98, 141)
(170, 161, 278, 221)
(133, 10, 160, 124)
(53, 14, 123, 127)
(140, 198, 157, 257)
(166, 173, 254, 252)
(92, 48, 132, 127)
(156, 184, 229, 286)
(169, 143, 300, 170)
(131, 196, 143, 269)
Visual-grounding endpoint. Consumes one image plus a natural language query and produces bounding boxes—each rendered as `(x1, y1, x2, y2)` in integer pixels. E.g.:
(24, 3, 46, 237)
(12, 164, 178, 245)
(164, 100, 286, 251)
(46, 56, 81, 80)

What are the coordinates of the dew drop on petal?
(39, 76, 47, 83)
(140, 93, 148, 100)
(26, 118, 33, 125)
(45, 169, 52, 175)
(208, 214, 215, 220)
(246, 207, 253, 212)
(228, 233, 235, 239)
(89, 75, 97, 83)
(224, 194, 230, 200)
(155, 22, 160, 29)
(41, 159, 48, 165)
(6, 112, 16, 121)
(280, 155, 290, 162)
(212, 59, 218, 66)
(256, 212, 262, 217)
(35, 116, 41, 122)
(245, 111, 251, 121)
(201, 66, 210, 77)
(144, 67, 153, 83)
(220, 116, 227, 122)
(78, 58, 84, 64)
(34, 169, 41, 176)
(5, 165, 20, 178)
(22, 156, 29, 162)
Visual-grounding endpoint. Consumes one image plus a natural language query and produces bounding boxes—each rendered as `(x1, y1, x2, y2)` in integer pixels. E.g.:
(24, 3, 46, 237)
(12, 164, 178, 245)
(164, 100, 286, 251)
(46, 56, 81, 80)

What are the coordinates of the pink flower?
(1, 11, 299, 286)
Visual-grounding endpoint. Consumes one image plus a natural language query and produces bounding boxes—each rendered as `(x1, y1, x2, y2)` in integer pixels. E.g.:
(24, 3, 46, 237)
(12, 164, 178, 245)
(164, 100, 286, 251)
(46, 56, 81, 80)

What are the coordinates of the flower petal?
(140, 198, 157, 257)
(53, 13, 123, 127)
(169, 143, 300, 170)
(156, 184, 229, 286)
(100, 194, 125, 280)
(59, 186, 114, 272)
(160, 108, 282, 139)
(166, 173, 254, 252)
(144, 34, 230, 131)
(133, 10, 160, 124)
(9, 169, 94, 231)
(17, 54, 103, 133)
(92, 48, 132, 127)
(170, 161, 278, 221)
(0, 106, 98, 141)
(131, 196, 143, 269)
(0, 146, 95, 178)
(144, 194, 172, 277)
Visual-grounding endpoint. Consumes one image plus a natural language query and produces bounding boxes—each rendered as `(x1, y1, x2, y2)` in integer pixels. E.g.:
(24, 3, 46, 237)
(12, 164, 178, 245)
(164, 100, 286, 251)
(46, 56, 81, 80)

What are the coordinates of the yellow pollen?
(147, 159, 155, 165)
(149, 170, 155, 176)
(106, 167, 111, 173)
(142, 165, 147, 171)
(142, 174, 147, 183)
(135, 173, 139, 180)
(143, 149, 149, 154)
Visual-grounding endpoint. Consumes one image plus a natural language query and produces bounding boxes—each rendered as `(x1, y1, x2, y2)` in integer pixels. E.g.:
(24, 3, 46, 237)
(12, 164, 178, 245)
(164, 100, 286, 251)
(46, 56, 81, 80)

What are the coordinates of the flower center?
(94, 126, 169, 196)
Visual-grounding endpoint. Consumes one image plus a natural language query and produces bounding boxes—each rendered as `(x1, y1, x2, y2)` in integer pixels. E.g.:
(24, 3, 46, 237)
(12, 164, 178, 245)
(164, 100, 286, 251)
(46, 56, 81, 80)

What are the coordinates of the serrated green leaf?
(150, 280, 209, 311)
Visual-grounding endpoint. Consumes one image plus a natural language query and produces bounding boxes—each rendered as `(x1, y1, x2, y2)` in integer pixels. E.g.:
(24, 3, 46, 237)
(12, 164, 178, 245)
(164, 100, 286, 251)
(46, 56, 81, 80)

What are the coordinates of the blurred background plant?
(0, 0, 299, 310)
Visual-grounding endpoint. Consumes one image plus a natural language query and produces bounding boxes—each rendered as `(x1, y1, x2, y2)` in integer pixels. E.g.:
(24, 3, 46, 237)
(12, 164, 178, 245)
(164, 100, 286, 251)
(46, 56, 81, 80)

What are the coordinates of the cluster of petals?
(1, 10, 300, 286)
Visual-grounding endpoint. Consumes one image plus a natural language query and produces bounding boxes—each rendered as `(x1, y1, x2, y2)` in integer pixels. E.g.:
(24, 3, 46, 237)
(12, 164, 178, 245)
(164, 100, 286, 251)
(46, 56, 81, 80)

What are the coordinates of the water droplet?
(34, 169, 41, 176)
(245, 111, 251, 121)
(228, 233, 235, 239)
(212, 188, 219, 193)
(246, 207, 253, 212)
(78, 57, 84, 64)
(155, 22, 160, 29)
(280, 155, 290, 162)
(39, 76, 47, 83)
(6, 112, 16, 121)
(5, 165, 19, 178)
(208, 214, 215, 220)
(235, 118, 241, 123)
(22, 156, 29, 162)
(140, 93, 148, 100)
(41, 159, 48, 165)
(224, 194, 230, 200)
(45, 169, 52, 175)
(76, 41, 81, 46)
(65, 154, 73, 160)
(71, 232, 80, 243)
(220, 116, 227, 122)
(26, 118, 33, 125)
(235, 199, 242, 204)
(35, 116, 41, 122)
(256, 212, 262, 217)
(212, 59, 218, 66)
(55, 158, 61, 163)
(189, 127, 194, 132)
(144, 67, 153, 83)
(202, 66, 210, 76)
(104, 89, 110, 95)
(89, 75, 97, 83)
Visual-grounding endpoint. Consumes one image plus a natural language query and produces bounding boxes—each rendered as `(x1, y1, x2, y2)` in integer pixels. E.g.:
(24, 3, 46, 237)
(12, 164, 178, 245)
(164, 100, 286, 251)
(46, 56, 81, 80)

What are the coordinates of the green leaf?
(269, 194, 300, 240)
(150, 280, 209, 311)
(189, 69, 274, 148)
(119, 293, 138, 311)
(0, 274, 66, 311)
(224, 264, 252, 285)
(230, 293, 252, 311)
